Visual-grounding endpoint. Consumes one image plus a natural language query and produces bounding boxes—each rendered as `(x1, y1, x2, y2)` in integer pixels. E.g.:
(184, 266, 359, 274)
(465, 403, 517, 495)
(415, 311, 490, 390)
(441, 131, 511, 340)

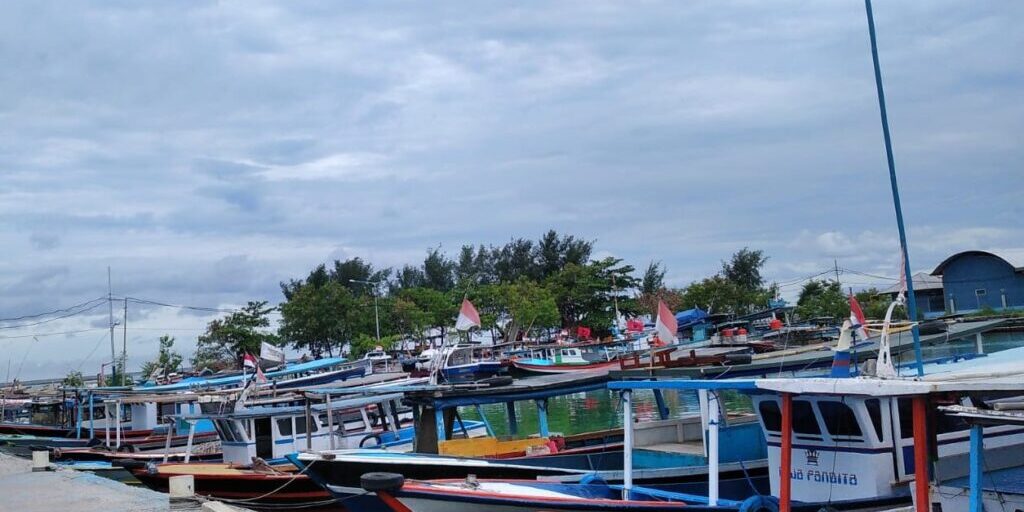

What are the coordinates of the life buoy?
(738, 495, 780, 512)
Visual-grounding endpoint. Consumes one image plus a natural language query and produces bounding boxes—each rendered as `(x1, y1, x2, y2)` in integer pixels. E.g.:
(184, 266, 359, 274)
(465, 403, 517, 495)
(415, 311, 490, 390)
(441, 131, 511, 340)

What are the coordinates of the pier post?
(975, 333, 984, 354)
(780, 393, 792, 512)
(535, 399, 550, 437)
(506, 402, 518, 436)
(912, 396, 930, 512)
(414, 405, 440, 454)
(31, 450, 49, 472)
(163, 420, 173, 463)
(622, 390, 633, 500)
(653, 389, 670, 420)
(969, 424, 983, 512)
(708, 391, 720, 506)
(169, 474, 195, 499)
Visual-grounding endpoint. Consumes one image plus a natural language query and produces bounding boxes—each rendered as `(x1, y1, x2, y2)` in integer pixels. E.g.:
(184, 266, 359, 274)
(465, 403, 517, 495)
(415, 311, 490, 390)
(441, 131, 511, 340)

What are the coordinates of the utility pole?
(107, 267, 116, 378)
(833, 259, 841, 285)
(122, 298, 128, 385)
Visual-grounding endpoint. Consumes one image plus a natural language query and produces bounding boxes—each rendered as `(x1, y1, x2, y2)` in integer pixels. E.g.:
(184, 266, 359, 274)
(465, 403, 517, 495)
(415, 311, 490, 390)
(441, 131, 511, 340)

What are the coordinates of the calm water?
(463, 330, 1024, 438)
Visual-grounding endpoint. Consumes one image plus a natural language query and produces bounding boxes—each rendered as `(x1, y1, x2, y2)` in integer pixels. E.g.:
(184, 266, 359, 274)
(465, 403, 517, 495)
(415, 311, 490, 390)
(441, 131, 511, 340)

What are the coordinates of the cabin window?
(758, 400, 782, 432)
(818, 401, 863, 439)
(865, 399, 884, 441)
(897, 398, 913, 439)
(295, 416, 308, 435)
(792, 400, 821, 435)
(277, 418, 293, 436)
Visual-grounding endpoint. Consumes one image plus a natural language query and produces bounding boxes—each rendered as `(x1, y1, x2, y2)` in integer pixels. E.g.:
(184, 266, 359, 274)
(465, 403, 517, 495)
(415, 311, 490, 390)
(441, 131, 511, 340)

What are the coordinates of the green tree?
(495, 279, 560, 341)
(140, 335, 183, 381)
(721, 247, 768, 292)
(423, 248, 456, 291)
(279, 281, 359, 358)
(546, 257, 639, 335)
(62, 370, 84, 388)
(398, 287, 457, 345)
(796, 280, 848, 320)
(640, 261, 666, 295)
(193, 301, 279, 368)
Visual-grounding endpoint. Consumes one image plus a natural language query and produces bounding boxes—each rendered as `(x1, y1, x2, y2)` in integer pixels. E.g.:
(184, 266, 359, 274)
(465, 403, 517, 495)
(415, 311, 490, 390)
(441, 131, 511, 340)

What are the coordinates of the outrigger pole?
(864, 0, 924, 376)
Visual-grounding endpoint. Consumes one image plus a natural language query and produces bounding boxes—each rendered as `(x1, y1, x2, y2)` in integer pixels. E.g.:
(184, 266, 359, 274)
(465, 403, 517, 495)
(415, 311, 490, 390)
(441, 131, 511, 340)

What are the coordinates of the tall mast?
(864, 0, 924, 376)
(107, 267, 116, 372)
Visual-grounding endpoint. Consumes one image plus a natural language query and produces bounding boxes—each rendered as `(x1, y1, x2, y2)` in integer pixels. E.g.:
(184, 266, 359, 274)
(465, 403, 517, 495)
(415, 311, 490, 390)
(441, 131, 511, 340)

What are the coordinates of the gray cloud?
(0, 1, 1021, 378)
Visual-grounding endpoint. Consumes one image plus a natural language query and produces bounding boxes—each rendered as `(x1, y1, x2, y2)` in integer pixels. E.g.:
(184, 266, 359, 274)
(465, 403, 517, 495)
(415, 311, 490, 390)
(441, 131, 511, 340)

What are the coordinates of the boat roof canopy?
(610, 375, 1024, 397)
(183, 392, 404, 421)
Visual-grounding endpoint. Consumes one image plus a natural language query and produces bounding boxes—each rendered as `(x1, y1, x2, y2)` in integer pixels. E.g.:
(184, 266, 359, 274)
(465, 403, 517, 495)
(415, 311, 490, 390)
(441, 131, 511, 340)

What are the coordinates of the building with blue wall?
(931, 251, 1024, 314)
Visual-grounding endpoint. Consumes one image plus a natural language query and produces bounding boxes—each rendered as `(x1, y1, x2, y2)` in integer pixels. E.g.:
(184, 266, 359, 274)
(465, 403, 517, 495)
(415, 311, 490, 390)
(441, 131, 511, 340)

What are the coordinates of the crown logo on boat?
(805, 449, 819, 466)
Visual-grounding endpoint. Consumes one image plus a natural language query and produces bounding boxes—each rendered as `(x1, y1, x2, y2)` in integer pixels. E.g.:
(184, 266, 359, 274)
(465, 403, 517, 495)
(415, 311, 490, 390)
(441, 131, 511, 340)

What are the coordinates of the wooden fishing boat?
(510, 345, 621, 375)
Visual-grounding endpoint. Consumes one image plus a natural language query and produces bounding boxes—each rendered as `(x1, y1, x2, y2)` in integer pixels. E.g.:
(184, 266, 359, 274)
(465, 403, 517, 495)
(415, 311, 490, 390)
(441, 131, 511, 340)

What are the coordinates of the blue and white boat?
(437, 345, 504, 383)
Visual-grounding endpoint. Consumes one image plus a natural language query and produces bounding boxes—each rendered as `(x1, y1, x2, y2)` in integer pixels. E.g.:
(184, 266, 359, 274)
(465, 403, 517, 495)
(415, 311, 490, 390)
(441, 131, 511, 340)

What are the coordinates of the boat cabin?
(751, 391, 1024, 502)
(202, 393, 408, 464)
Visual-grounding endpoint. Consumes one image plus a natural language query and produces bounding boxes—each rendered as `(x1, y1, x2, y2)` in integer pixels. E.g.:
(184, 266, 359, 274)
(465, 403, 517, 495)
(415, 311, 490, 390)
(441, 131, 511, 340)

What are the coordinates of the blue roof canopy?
(675, 308, 709, 329)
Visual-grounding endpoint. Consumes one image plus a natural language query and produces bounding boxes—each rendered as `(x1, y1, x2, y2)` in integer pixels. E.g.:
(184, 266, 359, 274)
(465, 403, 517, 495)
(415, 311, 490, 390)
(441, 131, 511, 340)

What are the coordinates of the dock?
(0, 452, 251, 512)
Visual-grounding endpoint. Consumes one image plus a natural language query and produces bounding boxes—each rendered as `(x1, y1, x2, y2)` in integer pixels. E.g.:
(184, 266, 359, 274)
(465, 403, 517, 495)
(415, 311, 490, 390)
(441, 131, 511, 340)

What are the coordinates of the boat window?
(758, 400, 782, 432)
(295, 416, 308, 435)
(865, 399, 884, 441)
(277, 418, 293, 436)
(897, 398, 913, 439)
(818, 401, 863, 439)
(792, 400, 821, 435)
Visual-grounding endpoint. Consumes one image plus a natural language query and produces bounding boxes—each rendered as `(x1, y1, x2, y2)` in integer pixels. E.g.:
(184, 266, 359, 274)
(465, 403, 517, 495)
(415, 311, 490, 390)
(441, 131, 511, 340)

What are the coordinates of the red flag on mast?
(455, 298, 481, 331)
(655, 300, 677, 344)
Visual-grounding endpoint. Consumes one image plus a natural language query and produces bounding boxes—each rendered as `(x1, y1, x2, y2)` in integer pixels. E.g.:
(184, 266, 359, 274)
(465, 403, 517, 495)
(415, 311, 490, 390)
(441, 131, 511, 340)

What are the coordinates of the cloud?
(0, 1, 1020, 378)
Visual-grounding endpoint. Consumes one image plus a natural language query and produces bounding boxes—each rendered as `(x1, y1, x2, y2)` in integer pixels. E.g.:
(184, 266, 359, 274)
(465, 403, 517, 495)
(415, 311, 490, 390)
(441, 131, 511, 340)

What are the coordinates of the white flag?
(260, 342, 285, 363)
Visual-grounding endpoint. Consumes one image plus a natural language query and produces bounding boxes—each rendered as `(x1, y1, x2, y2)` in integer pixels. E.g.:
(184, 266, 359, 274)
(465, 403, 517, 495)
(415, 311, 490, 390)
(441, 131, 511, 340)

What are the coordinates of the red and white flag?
(848, 295, 870, 340)
(455, 298, 481, 331)
(243, 353, 258, 369)
(255, 365, 267, 384)
(655, 300, 677, 344)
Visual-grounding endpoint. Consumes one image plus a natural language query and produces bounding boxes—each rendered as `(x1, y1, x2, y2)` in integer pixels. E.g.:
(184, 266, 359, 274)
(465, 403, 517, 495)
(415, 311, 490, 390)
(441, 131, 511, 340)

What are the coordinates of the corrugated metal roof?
(881, 272, 943, 294)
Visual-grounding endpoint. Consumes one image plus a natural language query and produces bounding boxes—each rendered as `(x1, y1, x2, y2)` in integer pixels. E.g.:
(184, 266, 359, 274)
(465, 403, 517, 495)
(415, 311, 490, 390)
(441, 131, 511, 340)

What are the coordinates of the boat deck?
(941, 464, 1024, 494)
(612, 318, 1008, 379)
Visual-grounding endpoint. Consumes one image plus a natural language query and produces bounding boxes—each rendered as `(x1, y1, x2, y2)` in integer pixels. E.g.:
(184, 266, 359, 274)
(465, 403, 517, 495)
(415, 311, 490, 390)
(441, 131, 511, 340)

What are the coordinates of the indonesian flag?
(848, 295, 869, 340)
(455, 298, 481, 331)
(655, 300, 677, 344)
(243, 353, 258, 369)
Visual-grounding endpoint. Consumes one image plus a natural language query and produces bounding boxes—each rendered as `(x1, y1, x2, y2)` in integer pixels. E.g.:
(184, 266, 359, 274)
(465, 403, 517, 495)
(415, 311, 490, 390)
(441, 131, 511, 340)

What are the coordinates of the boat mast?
(864, 0, 924, 376)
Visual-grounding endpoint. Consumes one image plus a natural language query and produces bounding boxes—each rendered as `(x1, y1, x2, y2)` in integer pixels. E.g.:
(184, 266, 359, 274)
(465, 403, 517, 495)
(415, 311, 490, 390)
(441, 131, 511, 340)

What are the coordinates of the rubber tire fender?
(359, 432, 382, 448)
(361, 472, 405, 493)
(738, 495, 780, 512)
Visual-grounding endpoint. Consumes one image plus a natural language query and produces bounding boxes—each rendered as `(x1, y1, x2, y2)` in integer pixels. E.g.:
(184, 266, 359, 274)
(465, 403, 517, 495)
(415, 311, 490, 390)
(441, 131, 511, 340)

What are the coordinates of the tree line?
(179, 232, 886, 371)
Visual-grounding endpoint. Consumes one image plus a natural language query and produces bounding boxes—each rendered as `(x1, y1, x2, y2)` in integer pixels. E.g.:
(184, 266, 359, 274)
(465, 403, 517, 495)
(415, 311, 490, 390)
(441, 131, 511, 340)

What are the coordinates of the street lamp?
(351, 279, 382, 344)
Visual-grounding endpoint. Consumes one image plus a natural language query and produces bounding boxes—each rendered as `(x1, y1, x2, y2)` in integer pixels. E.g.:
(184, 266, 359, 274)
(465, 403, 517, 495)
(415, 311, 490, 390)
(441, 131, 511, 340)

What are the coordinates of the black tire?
(359, 433, 382, 448)
(361, 472, 405, 492)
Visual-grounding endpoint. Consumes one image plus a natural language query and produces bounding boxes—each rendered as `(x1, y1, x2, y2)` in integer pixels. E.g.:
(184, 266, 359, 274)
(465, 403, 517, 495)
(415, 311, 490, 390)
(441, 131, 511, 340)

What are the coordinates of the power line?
(122, 296, 239, 314)
(0, 297, 108, 323)
(0, 299, 109, 330)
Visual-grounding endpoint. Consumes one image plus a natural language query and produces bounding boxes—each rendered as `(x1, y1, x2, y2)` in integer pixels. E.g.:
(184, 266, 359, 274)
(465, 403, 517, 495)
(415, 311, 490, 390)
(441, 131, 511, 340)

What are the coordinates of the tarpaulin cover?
(675, 308, 708, 329)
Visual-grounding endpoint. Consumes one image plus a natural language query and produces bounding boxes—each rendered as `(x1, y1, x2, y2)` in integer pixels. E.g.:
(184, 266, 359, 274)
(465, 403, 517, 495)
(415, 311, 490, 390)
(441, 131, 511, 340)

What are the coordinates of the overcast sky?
(1, 1, 1021, 380)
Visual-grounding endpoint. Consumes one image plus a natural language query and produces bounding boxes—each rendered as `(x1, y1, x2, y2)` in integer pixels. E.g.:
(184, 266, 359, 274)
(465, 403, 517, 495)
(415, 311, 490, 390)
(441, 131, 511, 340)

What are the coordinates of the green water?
(462, 331, 1024, 438)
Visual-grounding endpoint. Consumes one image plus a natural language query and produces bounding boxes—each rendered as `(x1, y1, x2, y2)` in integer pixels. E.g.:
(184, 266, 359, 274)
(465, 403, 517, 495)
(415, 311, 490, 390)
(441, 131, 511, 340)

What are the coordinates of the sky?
(1, 1, 1021, 380)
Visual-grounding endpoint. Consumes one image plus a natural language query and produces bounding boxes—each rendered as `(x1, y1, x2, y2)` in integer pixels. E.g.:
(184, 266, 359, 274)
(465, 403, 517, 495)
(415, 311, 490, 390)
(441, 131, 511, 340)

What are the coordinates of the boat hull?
(510, 360, 618, 376)
(131, 463, 329, 504)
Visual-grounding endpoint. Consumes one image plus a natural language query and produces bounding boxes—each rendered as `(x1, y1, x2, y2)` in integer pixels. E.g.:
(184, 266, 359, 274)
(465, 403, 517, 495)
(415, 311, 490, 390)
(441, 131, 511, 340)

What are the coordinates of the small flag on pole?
(848, 295, 869, 341)
(655, 300, 677, 344)
(255, 365, 267, 384)
(243, 353, 258, 369)
(455, 298, 481, 331)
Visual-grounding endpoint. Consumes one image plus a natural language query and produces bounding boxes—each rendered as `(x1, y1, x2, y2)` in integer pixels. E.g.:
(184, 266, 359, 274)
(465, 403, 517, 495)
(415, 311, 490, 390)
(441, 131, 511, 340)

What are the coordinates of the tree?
(495, 279, 560, 341)
(854, 288, 906, 321)
(140, 335, 183, 381)
(423, 248, 456, 291)
(397, 287, 457, 345)
(546, 257, 639, 335)
(62, 370, 84, 388)
(722, 248, 768, 292)
(279, 281, 359, 358)
(796, 280, 848, 320)
(193, 301, 279, 368)
(640, 261, 666, 295)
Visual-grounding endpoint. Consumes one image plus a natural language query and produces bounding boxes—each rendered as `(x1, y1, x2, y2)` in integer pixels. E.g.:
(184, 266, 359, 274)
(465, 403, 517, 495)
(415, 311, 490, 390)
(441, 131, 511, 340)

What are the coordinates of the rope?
(204, 459, 318, 504)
